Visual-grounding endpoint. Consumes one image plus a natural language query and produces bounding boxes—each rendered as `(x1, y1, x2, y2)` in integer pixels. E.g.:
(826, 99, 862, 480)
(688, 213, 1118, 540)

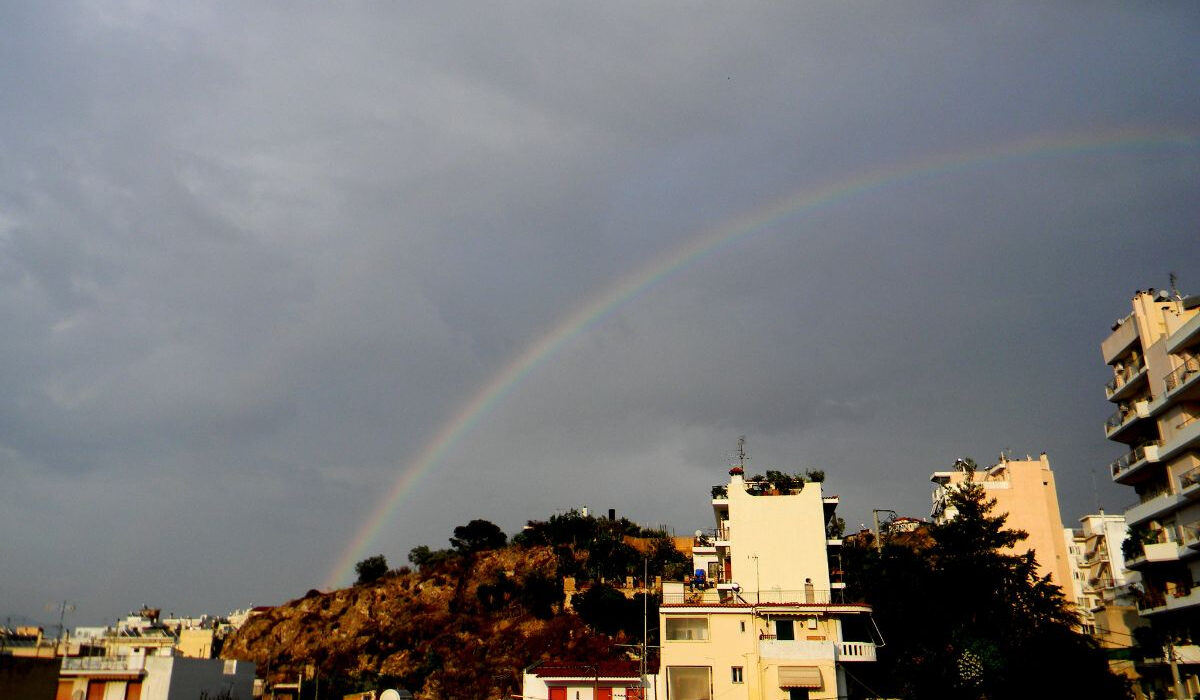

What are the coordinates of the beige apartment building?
(1065, 513, 1143, 681)
(930, 453, 1072, 588)
(1102, 288, 1200, 693)
(658, 468, 876, 700)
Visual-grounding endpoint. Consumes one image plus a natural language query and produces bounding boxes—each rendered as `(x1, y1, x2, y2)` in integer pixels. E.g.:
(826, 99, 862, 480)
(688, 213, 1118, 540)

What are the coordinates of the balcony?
(1125, 491, 1184, 527)
(1126, 540, 1181, 569)
(1168, 313, 1200, 355)
(1143, 587, 1200, 616)
(1107, 360, 1148, 402)
(1110, 442, 1162, 483)
(839, 641, 877, 662)
(1105, 400, 1151, 441)
(756, 639, 876, 663)
(1182, 468, 1200, 498)
(1160, 415, 1200, 462)
(61, 656, 146, 675)
(1164, 358, 1200, 400)
(1102, 317, 1139, 365)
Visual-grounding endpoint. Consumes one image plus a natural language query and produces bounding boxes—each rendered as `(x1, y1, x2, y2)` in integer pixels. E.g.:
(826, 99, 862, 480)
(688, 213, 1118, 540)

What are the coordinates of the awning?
(778, 666, 822, 689)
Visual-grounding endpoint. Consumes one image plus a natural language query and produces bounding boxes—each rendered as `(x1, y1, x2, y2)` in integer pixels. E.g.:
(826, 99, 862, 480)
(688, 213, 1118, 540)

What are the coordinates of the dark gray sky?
(2, 3, 1197, 627)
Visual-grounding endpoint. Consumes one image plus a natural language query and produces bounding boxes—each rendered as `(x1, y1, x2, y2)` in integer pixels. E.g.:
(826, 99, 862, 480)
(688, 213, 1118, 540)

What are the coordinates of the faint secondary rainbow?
(325, 126, 1199, 588)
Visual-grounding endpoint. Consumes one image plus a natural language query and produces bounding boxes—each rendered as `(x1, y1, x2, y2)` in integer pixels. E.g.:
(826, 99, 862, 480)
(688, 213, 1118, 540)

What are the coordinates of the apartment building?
(58, 654, 256, 700)
(1102, 288, 1200, 691)
(930, 453, 1072, 588)
(659, 468, 876, 700)
(1063, 512, 1145, 683)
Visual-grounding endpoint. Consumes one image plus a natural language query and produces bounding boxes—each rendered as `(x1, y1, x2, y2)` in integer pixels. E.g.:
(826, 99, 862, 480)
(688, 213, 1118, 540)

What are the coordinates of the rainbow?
(325, 126, 1200, 588)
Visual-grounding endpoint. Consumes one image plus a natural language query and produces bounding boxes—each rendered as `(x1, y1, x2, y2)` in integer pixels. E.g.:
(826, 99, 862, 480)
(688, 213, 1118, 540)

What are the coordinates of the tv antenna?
(734, 436, 748, 471)
(1170, 272, 1181, 300)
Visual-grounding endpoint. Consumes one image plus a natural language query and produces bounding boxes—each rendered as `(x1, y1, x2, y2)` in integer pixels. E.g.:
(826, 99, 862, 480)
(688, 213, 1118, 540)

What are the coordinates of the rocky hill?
(222, 543, 644, 699)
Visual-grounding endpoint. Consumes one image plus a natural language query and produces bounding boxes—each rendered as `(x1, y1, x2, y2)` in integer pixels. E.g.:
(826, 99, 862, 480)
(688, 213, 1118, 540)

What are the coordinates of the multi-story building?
(659, 468, 876, 700)
(58, 654, 256, 700)
(1065, 512, 1144, 682)
(930, 453, 1072, 588)
(1101, 288, 1200, 691)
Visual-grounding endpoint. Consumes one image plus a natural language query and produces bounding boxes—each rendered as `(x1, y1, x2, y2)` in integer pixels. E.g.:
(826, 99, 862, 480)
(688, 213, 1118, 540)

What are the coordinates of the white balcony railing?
(838, 641, 877, 662)
(62, 656, 146, 674)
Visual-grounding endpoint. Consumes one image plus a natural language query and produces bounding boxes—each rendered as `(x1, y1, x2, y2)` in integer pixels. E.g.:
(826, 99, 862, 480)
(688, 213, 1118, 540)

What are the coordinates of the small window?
(739, 621, 746, 633)
(731, 667, 743, 684)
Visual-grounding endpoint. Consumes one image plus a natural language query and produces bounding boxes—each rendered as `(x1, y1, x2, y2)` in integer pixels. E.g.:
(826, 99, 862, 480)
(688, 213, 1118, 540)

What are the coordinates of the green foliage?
(805, 468, 825, 483)
(450, 519, 508, 554)
(570, 583, 652, 639)
(408, 545, 453, 570)
(354, 555, 389, 585)
(844, 464, 1128, 699)
(826, 515, 845, 539)
(518, 572, 563, 619)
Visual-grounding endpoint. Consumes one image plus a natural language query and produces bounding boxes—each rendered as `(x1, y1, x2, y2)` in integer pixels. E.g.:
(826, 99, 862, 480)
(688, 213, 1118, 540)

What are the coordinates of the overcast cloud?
(1, 2, 1198, 626)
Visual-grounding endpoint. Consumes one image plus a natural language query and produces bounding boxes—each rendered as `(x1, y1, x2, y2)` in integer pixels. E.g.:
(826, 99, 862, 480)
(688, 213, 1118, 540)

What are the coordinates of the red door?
(549, 687, 567, 700)
(597, 688, 612, 700)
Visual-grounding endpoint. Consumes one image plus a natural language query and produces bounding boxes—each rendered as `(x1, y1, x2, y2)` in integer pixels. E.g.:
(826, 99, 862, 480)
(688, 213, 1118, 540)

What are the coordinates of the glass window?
(665, 617, 709, 641)
(667, 666, 712, 700)
(731, 667, 744, 684)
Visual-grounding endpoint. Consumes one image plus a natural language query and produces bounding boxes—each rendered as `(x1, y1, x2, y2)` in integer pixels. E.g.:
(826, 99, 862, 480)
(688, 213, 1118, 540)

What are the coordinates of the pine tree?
(845, 467, 1129, 699)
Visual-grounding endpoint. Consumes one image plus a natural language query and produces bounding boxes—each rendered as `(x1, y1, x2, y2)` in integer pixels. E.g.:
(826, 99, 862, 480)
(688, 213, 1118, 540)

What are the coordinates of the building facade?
(1102, 288, 1200, 694)
(659, 469, 876, 700)
(930, 453, 1072, 589)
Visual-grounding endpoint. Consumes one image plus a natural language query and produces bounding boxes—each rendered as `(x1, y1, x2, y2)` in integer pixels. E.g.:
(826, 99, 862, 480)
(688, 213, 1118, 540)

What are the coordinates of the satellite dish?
(694, 530, 703, 538)
(380, 690, 402, 700)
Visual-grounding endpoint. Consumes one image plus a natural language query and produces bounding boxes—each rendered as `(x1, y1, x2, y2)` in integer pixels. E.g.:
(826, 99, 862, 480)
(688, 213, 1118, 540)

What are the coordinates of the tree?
(450, 519, 508, 554)
(844, 465, 1129, 699)
(354, 554, 389, 585)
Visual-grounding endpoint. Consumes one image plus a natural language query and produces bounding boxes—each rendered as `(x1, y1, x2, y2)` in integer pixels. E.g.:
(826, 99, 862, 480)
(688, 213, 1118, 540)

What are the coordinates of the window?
(788, 690, 810, 700)
(667, 666, 712, 700)
(665, 617, 709, 641)
(776, 619, 795, 640)
(731, 667, 744, 684)
(739, 621, 746, 633)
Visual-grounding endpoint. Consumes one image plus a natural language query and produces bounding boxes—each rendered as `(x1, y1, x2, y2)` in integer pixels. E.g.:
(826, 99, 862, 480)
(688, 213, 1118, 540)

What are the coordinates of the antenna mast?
(736, 435, 747, 471)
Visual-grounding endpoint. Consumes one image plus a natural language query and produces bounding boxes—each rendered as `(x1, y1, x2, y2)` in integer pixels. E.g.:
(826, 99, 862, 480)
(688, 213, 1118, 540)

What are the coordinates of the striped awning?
(778, 666, 822, 689)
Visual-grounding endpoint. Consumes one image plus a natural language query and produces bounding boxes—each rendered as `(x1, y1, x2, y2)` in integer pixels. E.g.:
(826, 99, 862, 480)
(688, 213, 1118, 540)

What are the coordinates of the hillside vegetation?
(222, 512, 686, 699)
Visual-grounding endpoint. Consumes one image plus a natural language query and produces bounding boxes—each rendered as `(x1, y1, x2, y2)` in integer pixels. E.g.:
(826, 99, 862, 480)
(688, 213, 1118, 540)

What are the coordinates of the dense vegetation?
(843, 467, 1129, 699)
(224, 510, 687, 699)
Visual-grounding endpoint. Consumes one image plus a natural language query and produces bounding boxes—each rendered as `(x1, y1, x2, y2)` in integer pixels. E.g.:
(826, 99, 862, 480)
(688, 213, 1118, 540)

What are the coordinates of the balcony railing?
(1182, 468, 1200, 491)
(663, 588, 859, 606)
(1165, 358, 1200, 393)
(1110, 441, 1161, 479)
(1107, 358, 1146, 397)
(839, 641, 877, 662)
(62, 656, 146, 673)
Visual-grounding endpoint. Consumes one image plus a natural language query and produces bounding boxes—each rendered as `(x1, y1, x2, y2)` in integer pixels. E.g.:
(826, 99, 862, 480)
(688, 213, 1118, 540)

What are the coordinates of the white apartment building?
(659, 468, 876, 700)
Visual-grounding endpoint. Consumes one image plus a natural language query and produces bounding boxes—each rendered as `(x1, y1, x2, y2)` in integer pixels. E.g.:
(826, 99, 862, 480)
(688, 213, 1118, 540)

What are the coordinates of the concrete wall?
(0, 656, 59, 700)
(725, 475, 832, 594)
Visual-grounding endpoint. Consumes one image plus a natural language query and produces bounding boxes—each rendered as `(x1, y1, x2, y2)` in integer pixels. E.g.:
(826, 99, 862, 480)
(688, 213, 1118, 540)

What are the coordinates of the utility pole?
(1166, 637, 1186, 699)
(871, 510, 897, 551)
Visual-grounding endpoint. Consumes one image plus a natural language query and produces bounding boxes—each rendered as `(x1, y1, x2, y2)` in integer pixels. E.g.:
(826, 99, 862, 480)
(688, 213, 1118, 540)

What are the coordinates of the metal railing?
(1106, 407, 1131, 432)
(1165, 358, 1200, 392)
(1107, 358, 1146, 394)
(1110, 442, 1158, 477)
(662, 588, 858, 605)
(62, 656, 146, 672)
(1182, 468, 1200, 490)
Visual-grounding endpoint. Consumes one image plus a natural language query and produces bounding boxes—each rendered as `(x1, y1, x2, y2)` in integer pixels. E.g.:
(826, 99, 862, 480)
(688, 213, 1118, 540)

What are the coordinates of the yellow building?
(930, 453, 1072, 588)
(659, 468, 875, 700)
